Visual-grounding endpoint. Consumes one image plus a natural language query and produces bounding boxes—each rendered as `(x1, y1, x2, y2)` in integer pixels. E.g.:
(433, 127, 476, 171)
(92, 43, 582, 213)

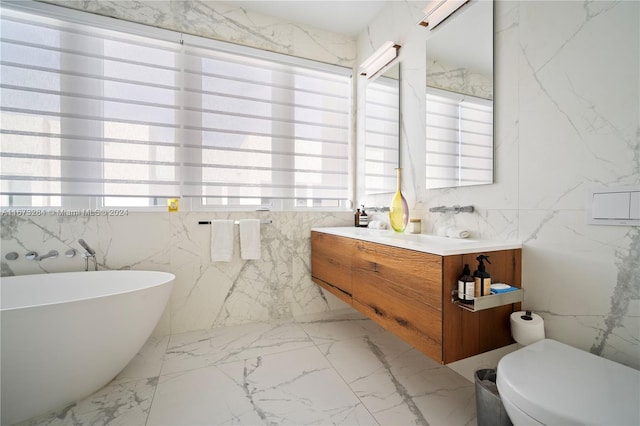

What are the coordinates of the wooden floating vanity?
(311, 227, 522, 364)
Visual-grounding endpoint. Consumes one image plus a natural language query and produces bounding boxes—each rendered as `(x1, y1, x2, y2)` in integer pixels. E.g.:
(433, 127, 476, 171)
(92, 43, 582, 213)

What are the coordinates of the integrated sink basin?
(311, 227, 521, 256)
(381, 232, 476, 244)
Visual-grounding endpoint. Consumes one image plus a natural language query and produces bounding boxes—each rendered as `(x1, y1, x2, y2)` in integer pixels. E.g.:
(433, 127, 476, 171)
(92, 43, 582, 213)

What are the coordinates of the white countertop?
(311, 227, 522, 256)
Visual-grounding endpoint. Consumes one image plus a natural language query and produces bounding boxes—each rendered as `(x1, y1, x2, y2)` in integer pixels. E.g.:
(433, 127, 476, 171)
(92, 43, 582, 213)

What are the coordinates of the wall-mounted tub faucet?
(78, 239, 97, 271)
(36, 250, 58, 261)
(25, 251, 38, 260)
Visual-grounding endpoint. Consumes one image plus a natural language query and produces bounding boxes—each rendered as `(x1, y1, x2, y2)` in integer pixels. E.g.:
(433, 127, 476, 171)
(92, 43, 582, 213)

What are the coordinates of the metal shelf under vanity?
(451, 288, 524, 313)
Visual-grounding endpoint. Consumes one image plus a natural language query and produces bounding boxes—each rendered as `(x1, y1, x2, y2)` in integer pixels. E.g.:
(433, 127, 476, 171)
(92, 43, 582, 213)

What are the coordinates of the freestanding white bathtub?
(1, 270, 174, 425)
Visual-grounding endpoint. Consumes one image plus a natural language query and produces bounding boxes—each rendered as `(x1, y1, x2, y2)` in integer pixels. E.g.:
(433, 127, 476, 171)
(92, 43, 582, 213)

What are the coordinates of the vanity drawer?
(352, 240, 443, 310)
(311, 232, 357, 300)
(351, 240, 443, 361)
(352, 293, 442, 362)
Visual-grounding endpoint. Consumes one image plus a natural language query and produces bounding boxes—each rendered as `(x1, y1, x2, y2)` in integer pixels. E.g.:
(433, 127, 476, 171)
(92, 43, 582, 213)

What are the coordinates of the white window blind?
(364, 75, 399, 195)
(0, 5, 182, 204)
(0, 2, 351, 209)
(181, 35, 351, 208)
(425, 87, 493, 188)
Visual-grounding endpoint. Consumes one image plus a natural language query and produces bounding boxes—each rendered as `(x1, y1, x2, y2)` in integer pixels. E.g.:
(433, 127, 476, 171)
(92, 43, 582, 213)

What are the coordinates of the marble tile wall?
(37, 0, 356, 68)
(1, 212, 353, 335)
(359, 0, 639, 369)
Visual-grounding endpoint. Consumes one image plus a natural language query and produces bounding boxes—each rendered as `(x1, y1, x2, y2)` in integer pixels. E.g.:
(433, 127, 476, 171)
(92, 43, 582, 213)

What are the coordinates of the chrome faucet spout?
(429, 205, 475, 214)
(429, 206, 448, 213)
(36, 250, 58, 261)
(456, 205, 475, 213)
(364, 206, 390, 212)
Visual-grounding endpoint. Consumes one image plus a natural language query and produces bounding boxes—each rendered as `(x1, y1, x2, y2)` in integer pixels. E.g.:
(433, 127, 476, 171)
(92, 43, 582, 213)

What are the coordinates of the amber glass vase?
(389, 168, 409, 232)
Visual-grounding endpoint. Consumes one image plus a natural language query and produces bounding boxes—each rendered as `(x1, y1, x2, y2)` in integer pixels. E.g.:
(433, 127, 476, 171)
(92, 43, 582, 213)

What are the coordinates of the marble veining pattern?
(590, 229, 639, 360)
(37, 0, 356, 67)
(17, 311, 477, 426)
(426, 60, 493, 101)
(0, 211, 353, 336)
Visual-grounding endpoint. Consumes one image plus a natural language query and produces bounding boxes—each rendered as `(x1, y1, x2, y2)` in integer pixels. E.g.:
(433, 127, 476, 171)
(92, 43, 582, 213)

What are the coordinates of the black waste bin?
(474, 368, 512, 426)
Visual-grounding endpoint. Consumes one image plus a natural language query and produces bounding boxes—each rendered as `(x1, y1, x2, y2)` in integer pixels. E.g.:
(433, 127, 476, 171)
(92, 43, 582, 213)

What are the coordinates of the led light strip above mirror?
(419, 0, 470, 30)
(359, 41, 400, 79)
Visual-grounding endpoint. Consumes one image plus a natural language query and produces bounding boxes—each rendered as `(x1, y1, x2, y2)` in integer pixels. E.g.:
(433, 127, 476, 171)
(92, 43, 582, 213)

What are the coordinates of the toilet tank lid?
(497, 339, 640, 426)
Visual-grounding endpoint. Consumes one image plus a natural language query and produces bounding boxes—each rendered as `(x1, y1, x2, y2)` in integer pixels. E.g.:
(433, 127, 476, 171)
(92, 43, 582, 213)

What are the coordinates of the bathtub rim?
(0, 270, 175, 312)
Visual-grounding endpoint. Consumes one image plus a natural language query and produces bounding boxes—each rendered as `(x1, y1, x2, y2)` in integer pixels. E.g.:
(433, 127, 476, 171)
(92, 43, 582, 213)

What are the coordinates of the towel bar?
(198, 220, 272, 225)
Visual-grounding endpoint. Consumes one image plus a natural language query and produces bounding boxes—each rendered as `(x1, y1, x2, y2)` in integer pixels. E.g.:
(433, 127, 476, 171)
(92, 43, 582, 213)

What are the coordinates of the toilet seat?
(497, 339, 640, 425)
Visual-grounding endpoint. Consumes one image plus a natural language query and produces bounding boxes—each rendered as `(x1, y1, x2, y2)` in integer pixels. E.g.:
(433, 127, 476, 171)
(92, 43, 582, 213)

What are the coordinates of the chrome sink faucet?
(78, 239, 97, 271)
(364, 206, 390, 212)
(429, 205, 475, 214)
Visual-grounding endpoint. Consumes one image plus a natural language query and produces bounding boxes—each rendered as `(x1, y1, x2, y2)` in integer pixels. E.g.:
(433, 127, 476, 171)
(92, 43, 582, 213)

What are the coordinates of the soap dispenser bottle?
(457, 264, 474, 304)
(359, 205, 369, 227)
(354, 208, 360, 227)
(473, 255, 491, 298)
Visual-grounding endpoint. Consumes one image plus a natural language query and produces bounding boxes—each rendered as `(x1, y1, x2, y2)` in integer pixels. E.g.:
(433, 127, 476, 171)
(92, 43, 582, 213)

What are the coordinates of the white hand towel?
(239, 219, 261, 260)
(445, 227, 470, 239)
(211, 220, 234, 262)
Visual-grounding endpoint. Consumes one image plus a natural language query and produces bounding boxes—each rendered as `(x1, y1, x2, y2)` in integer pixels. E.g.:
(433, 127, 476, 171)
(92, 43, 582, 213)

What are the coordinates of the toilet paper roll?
(511, 311, 545, 346)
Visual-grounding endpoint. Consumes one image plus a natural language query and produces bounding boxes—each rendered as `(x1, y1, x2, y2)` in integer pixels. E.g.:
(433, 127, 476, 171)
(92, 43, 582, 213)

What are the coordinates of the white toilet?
(497, 311, 640, 425)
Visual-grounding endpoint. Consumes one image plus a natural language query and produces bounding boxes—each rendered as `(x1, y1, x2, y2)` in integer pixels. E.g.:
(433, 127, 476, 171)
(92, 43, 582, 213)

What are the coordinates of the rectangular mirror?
(364, 62, 400, 195)
(425, 0, 493, 189)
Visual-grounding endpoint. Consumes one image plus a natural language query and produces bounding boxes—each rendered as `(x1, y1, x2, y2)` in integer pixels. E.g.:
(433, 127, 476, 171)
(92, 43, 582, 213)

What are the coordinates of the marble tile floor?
(19, 310, 477, 426)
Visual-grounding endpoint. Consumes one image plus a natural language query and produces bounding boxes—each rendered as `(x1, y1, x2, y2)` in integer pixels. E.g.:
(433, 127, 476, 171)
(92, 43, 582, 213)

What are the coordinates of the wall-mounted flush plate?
(587, 186, 640, 226)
